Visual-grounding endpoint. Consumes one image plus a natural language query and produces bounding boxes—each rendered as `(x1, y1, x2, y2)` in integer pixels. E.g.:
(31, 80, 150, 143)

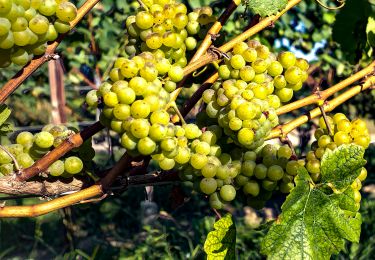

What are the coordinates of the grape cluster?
(0, 0, 77, 67)
(179, 142, 302, 209)
(306, 113, 370, 182)
(0, 124, 94, 177)
(200, 40, 309, 150)
(124, 0, 216, 63)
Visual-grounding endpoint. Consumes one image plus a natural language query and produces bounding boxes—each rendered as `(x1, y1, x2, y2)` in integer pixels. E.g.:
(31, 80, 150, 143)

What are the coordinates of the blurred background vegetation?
(0, 0, 374, 259)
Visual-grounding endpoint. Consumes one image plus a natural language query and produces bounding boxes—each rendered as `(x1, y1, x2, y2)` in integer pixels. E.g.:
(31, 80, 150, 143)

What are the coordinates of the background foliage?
(0, 0, 374, 258)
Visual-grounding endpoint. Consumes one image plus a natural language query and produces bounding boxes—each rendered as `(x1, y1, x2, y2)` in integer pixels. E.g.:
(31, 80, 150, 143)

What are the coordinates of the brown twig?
(0, 0, 101, 103)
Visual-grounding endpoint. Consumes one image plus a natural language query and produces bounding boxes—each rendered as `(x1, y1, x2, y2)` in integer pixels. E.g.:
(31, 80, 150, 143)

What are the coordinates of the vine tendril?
(315, 0, 345, 10)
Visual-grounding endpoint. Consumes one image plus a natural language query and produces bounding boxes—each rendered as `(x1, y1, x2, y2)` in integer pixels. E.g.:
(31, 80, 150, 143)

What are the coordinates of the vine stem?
(16, 121, 104, 181)
(0, 153, 131, 218)
(181, 0, 302, 78)
(0, 0, 101, 103)
(276, 61, 375, 115)
(267, 75, 375, 139)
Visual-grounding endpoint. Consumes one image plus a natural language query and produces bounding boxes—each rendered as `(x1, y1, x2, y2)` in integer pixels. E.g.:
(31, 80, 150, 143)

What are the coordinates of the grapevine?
(0, 0, 373, 259)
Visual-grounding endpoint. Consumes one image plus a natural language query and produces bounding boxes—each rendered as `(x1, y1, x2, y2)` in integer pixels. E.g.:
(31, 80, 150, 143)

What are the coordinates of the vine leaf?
(204, 214, 236, 260)
(0, 105, 12, 136)
(261, 168, 362, 260)
(366, 15, 375, 47)
(321, 144, 366, 192)
(246, 0, 288, 17)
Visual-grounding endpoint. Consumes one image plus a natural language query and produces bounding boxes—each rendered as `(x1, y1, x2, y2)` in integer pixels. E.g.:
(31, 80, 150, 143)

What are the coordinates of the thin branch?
(0, 0, 101, 103)
(16, 121, 104, 182)
(0, 153, 130, 218)
(276, 61, 375, 115)
(267, 76, 375, 139)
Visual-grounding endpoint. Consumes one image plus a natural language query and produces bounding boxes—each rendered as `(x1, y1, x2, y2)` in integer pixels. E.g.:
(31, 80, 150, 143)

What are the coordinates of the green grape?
(137, 137, 156, 155)
(190, 153, 207, 169)
(306, 159, 320, 174)
(121, 132, 138, 150)
(150, 110, 170, 125)
(220, 185, 236, 201)
(183, 124, 201, 139)
(278, 145, 292, 159)
(168, 65, 184, 82)
(295, 58, 309, 71)
(239, 66, 255, 82)
(242, 48, 257, 62)
(284, 66, 303, 84)
(209, 192, 223, 209)
(267, 165, 284, 181)
(38, 0, 57, 16)
(241, 160, 256, 177)
(85, 90, 99, 107)
(274, 75, 287, 89)
(236, 102, 256, 120)
(268, 61, 283, 77)
(252, 58, 268, 74)
(286, 160, 300, 176)
(34, 131, 54, 149)
(129, 77, 147, 96)
(243, 151, 255, 161)
(103, 92, 119, 107)
(275, 88, 293, 102)
(116, 87, 136, 105)
(262, 179, 277, 191)
(233, 42, 248, 55)
(315, 147, 325, 159)
(334, 131, 351, 146)
(319, 116, 334, 130)
(354, 135, 370, 149)
(280, 182, 294, 193)
(336, 119, 351, 133)
(0, 148, 12, 164)
(278, 51, 296, 69)
(130, 119, 150, 139)
(0, 163, 14, 175)
(160, 138, 177, 152)
(16, 131, 34, 146)
(54, 19, 71, 33)
(130, 100, 151, 119)
(255, 45, 270, 59)
(174, 13, 188, 29)
(174, 147, 191, 164)
(16, 153, 34, 168)
(195, 142, 210, 155)
(149, 123, 167, 141)
(254, 164, 267, 179)
(48, 160, 65, 176)
(243, 180, 260, 196)
(136, 11, 154, 29)
(201, 163, 217, 178)
(113, 104, 131, 120)
(56, 2, 77, 22)
(0, 0, 12, 15)
(318, 134, 333, 148)
(230, 54, 245, 70)
(200, 177, 217, 194)
(237, 128, 254, 146)
(64, 156, 83, 174)
(262, 144, 277, 157)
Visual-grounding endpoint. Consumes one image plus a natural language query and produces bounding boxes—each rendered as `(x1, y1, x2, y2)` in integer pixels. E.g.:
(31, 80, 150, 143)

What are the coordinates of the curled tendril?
(193, 66, 208, 77)
(315, 0, 346, 10)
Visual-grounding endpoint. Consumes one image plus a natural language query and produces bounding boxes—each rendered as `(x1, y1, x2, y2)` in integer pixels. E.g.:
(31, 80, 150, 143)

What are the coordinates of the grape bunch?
(123, 0, 216, 64)
(0, 124, 94, 177)
(200, 40, 309, 150)
(179, 143, 303, 210)
(306, 113, 370, 182)
(0, 0, 77, 67)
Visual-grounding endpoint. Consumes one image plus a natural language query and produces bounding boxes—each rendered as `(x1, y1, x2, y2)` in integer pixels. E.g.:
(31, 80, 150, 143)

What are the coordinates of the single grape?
(137, 137, 156, 155)
(267, 165, 284, 181)
(64, 156, 83, 174)
(48, 160, 65, 176)
(34, 131, 54, 149)
(200, 177, 217, 195)
(254, 164, 267, 179)
(220, 185, 236, 201)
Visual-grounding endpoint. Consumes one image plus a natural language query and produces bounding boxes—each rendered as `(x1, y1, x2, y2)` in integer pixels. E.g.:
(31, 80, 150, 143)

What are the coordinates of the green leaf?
(0, 104, 11, 126)
(261, 168, 362, 260)
(366, 15, 375, 47)
(321, 144, 366, 192)
(246, 0, 288, 17)
(204, 214, 236, 260)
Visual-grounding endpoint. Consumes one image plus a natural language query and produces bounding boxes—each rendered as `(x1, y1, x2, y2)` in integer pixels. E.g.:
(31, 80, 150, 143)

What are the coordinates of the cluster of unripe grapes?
(179, 142, 303, 209)
(124, 0, 215, 65)
(305, 113, 370, 183)
(0, 0, 77, 67)
(0, 124, 94, 177)
(199, 40, 308, 151)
